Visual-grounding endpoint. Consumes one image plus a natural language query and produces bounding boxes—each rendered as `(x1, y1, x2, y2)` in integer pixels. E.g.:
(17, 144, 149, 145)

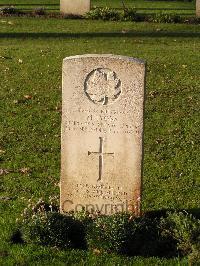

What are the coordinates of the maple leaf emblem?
(85, 68, 121, 105)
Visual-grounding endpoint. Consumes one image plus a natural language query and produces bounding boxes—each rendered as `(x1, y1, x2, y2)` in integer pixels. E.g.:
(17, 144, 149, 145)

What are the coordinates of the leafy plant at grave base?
(18, 199, 86, 250)
(69, 209, 94, 227)
(33, 7, 46, 16)
(12, 201, 200, 261)
(86, 213, 177, 257)
(85, 7, 121, 21)
(0, 6, 18, 15)
(122, 8, 145, 22)
(149, 13, 182, 23)
(159, 211, 200, 262)
(85, 8, 185, 23)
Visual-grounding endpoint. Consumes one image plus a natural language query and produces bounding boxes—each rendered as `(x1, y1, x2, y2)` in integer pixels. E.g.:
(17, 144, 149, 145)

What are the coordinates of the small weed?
(149, 13, 182, 23)
(85, 7, 120, 21)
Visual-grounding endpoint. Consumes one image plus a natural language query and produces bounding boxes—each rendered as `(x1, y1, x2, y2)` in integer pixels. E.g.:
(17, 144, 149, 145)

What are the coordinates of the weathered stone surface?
(197, 0, 200, 17)
(60, 0, 90, 15)
(61, 54, 146, 215)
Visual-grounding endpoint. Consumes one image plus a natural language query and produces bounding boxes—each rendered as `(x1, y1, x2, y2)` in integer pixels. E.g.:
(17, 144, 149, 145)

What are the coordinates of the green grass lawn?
(0, 0, 196, 15)
(0, 14, 200, 265)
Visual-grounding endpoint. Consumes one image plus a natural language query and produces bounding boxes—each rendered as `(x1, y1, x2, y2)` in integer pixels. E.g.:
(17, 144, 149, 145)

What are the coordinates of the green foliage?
(85, 8, 197, 23)
(160, 211, 200, 259)
(70, 210, 94, 227)
(87, 214, 146, 255)
(0, 3, 197, 24)
(0, 6, 18, 14)
(86, 7, 140, 22)
(16, 206, 200, 261)
(86, 212, 200, 259)
(85, 7, 120, 21)
(86, 213, 177, 257)
(123, 8, 144, 22)
(20, 200, 86, 249)
(149, 13, 182, 23)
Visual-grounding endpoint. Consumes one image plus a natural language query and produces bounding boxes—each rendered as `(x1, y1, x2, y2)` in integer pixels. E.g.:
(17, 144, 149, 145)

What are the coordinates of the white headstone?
(60, 0, 90, 15)
(61, 54, 146, 215)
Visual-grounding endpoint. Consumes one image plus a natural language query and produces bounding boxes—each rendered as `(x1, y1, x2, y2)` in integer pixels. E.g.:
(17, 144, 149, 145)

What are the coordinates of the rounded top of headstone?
(63, 54, 146, 65)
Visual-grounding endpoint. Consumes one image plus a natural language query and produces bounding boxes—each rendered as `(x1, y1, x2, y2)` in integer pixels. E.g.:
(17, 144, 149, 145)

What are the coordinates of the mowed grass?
(0, 16, 200, 265)
(0, 0, 196, 15)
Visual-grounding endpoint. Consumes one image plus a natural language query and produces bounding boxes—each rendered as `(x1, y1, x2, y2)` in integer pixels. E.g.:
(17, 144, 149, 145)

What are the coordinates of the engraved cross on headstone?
(88, 137, 114, 182)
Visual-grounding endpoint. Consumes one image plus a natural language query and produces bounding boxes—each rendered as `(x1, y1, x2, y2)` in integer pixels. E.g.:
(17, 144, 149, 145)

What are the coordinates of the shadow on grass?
(15, 8, 59, 10)
(0, 3, 58, 6)
(0, 4, 194, 10)
(0, 31, 200, 39)
(10, 208, 200, 259)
